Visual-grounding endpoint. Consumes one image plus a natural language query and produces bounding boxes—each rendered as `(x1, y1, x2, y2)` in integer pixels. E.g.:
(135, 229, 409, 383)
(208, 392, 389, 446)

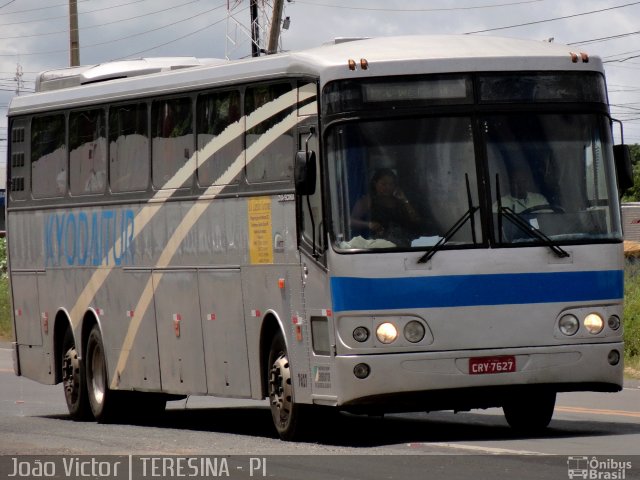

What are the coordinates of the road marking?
(556, 405, 640, 419)
(409, 442, 546, 455)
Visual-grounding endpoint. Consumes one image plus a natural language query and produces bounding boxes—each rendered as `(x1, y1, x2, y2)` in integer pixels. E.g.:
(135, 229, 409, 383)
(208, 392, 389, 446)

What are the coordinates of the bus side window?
(31, 114, 67, 198)
(196, 90, 242, 186)
(109, 103, 149, 193)
(69, 109, 106, 195)
(151, 97, 193, 189)
(245, 83, 294, 183)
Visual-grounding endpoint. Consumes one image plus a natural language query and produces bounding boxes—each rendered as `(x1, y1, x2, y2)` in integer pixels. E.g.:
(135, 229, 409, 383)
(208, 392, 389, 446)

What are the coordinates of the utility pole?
(69, 0, 80, 66)
(250, 0, 260, 57)
(267, 0, 284, 54)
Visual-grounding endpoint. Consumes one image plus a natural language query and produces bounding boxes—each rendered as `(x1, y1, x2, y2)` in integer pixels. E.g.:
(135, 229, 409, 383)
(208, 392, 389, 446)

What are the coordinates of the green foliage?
(622, 144, 640, 202)
(0, 238, 10, 339)
(625, 262, 640, 361)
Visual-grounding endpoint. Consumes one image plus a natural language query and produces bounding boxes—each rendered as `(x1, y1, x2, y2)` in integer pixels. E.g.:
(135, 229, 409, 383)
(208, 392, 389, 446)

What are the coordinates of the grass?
(0, 238, 10, 341)
(624, 262, 640, 378)
(623, 263, 640, 379)
(0, 276, 11, 341)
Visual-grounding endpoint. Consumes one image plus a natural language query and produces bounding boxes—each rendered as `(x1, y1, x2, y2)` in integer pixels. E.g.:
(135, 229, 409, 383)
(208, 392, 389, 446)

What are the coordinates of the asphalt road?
(1, 343, 639, 479)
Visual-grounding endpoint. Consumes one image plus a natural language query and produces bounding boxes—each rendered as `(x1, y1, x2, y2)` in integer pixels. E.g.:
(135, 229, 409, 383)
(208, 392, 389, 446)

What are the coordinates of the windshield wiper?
(417, 206, 479, 263)
(418, 174, 478, 264)
(498, 206, 570, 258)
(494, 173, 569, 258)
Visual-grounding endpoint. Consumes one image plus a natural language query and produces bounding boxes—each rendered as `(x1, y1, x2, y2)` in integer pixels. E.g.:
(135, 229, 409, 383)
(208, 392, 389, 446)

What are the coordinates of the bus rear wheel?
(267, 333, 307, 441)
(85, 325, 119, 422)
(61, 328, 92, 420)
(503, 389, 556, 434)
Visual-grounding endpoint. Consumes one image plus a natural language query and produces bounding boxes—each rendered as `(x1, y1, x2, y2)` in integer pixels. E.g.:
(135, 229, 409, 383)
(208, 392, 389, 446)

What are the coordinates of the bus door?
(297, 125, 337, 399)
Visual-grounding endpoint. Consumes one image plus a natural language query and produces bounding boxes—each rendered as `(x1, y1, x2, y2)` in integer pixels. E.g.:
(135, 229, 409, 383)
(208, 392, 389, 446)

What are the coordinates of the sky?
(1, 0, 639, 183)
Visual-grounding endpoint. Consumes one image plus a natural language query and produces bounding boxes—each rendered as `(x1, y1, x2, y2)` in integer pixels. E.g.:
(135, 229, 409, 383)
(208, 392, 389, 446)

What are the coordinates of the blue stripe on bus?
(330, 270, 623, 312)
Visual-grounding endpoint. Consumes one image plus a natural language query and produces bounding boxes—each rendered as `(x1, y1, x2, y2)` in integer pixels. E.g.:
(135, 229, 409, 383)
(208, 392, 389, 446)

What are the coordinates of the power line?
(604, 50, 640, 61)
(0, 0, 150, 28)
(0, 0, 200, 41)
(114, 4, 245, 60)
(0, 2, 228, 58)
(605, 54, 640, 64)
(568, 30, 640, 46)
(1, 0, 91, 16)
(293, 0, 544, 12)
(463, 1, 640, 34)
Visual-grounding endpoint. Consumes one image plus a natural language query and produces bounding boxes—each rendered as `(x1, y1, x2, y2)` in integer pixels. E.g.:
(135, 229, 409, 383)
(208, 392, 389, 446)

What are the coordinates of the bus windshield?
(326, 112, 621, 252)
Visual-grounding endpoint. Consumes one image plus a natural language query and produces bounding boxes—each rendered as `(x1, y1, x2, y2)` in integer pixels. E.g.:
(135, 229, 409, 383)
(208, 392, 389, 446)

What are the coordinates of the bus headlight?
(584, 313, 604, 334)
(376, 322, 398, 344)
(558, 314, 579, 336)
(404, 320, 425, 343)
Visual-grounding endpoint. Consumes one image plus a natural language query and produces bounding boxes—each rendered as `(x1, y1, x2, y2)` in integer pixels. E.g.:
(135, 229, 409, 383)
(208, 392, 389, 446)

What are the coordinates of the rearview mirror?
(614, 144, 633, 195)
(295, 150, 316, 196)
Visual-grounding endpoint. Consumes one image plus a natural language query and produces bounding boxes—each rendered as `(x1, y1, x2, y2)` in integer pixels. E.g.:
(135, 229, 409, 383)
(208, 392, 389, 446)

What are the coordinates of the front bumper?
(333, 342, 623, 408)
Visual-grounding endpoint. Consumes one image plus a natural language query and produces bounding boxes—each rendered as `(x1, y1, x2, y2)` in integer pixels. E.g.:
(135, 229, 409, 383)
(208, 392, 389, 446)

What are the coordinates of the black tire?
(61, 328, 92, 420)
(503, 389, 556, 434)
(267, 332, 308, 440)
(85, 325, 119, 422)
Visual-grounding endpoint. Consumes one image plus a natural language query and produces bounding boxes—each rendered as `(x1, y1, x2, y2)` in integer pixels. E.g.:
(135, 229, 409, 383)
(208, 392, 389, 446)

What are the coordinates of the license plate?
(469, 355, 516, 375)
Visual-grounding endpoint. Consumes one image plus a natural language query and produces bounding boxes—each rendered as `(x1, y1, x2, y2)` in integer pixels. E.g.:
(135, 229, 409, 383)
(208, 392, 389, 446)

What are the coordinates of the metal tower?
(225, 0, 287, 60)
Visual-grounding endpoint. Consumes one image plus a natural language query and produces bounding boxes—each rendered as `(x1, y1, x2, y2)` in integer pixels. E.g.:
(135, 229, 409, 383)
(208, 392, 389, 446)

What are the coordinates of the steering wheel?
(520, 204, 565, 215)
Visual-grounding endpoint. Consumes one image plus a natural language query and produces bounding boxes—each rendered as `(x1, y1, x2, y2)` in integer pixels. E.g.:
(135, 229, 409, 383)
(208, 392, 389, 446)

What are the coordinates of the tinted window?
(31, 114, 66, 198)
(479, 72, 607, 104)
(196, 90, 242, 186)
(245, 83, 294, 183)
(152, 97, 193, 189)
(69, 109, 106, 195)
(109, 103, 149, 192)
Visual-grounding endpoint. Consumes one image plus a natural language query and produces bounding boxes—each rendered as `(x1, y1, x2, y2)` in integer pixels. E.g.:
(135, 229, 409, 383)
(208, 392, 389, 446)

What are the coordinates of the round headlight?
(376, 322, 398, 344)
(353, 326, 370, 343)
(404, 320, 425, 343)
(608, 315, 621, 331)
(584, 313, 604, 335)
(559, 314, 579, 336)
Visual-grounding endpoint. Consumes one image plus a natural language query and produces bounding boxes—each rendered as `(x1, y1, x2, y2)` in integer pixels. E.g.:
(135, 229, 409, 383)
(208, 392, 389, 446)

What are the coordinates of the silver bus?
(7, 35, 633, 440)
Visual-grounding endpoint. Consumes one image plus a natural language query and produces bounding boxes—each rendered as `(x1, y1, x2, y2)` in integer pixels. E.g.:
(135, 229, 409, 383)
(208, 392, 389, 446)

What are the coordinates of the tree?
(622, 144, 640, 202)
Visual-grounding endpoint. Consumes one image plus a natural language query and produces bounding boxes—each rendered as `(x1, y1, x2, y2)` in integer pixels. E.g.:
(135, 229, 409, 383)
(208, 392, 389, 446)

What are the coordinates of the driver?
(495, 171, 549, 214)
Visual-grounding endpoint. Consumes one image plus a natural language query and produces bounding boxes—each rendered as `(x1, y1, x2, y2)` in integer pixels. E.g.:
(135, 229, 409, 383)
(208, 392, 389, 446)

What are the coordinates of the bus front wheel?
(61, 328, 92, 420)
(267, 332, 307, 440)
(503, 389, 556, 434)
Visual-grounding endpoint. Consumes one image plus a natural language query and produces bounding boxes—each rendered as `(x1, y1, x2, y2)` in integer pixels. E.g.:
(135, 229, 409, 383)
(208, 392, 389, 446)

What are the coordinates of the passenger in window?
(351, 168, 421, 246)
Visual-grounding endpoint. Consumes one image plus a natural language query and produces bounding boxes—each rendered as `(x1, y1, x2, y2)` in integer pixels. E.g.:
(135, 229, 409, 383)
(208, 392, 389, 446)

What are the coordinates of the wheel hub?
(269, 353, 292, 422)
(62, 347, 80, 404)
